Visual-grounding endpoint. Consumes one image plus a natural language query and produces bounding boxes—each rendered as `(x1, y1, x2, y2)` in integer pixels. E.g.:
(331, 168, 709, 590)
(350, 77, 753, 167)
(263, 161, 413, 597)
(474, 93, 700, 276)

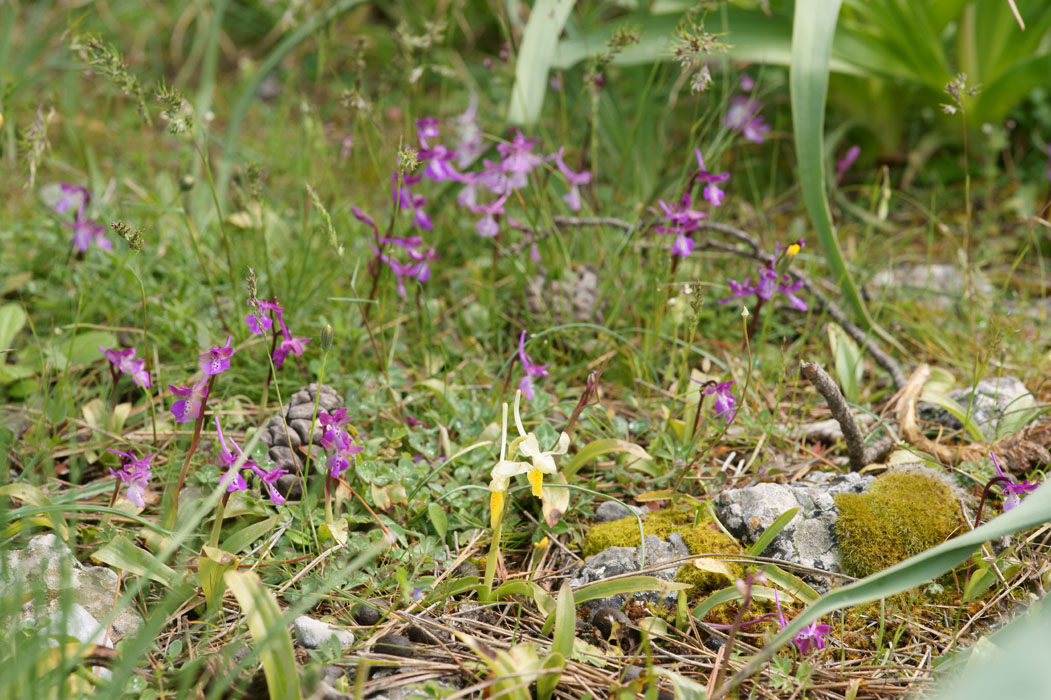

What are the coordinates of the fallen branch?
(800, 361, 896, 471)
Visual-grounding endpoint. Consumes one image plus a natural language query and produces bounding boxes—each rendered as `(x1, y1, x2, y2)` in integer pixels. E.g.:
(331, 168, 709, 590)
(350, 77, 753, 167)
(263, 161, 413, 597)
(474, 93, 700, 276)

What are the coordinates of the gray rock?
(369, 678, 462, 700)
(294, 615, 355, 650)
(594, 501, 646, 522)
(45, 602, 106, 646)
(714, 471, 875, 589)
(2, 534, 143, 640)
(373, 633, 414, 658)
(869, 263, 992, 307)
(570, 534, 689, 620)
(918, 375, 1035, 440)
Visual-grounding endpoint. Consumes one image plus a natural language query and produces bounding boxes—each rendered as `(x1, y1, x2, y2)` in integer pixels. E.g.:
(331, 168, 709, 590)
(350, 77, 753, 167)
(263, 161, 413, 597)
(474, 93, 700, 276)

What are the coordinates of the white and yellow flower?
(487, 391, 570, 527)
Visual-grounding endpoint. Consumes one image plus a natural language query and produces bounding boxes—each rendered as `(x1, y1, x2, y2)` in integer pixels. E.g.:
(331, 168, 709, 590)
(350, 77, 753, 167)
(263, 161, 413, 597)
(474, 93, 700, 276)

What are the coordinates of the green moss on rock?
(582, 508, 744, 594)
(834, 466, 963, 578)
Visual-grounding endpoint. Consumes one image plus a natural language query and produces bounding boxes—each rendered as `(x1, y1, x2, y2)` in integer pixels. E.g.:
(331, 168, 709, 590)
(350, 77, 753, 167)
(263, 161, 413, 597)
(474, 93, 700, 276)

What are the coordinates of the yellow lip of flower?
(786, 243, 801, 257)
(527, 468, 544, 497)
(489, 490, 504, 529)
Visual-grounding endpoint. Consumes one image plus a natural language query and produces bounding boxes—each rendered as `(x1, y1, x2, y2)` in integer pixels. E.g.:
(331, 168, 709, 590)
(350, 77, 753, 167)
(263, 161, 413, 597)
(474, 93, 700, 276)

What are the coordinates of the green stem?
(481, 515, 504, 603)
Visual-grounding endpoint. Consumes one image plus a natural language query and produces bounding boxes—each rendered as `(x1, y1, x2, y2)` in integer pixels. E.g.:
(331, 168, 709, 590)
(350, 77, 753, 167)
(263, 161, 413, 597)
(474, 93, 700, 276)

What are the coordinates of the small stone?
(269, 446, 298, 468)
(405, 615, 449, 645)
(351, 599, 386, 627)
(289, 419, 315, 442)
(293, 615, 355, 650)
(288, 403, 319, 421)
(594, 501, 645, 522)
(373, 633, 414, 658)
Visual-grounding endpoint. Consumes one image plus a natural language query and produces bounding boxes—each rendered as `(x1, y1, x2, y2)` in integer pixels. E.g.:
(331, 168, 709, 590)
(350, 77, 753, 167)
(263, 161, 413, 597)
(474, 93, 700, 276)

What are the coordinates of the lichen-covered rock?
(259, 383, 343, 498)
(577, 509, 744, 617)
(918, 375, 1036, 440)
(834, 465, 965, 578)
(293, 615, 355, 649)
(594, 501, 646, 522)
(868, 263, 992, 308)
(714, 471, 874, 588)
(1, 534, 143, 641)
(525, 265, 605, 324)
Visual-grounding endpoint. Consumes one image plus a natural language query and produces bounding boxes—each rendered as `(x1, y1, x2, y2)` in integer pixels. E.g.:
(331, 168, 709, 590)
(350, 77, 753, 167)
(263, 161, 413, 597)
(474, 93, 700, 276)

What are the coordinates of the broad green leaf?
(0, 303, 27, 351)
(0, 482, 69, 541)
(92, 535, 182, 588)
(747, 507, 799, 558)
(791, 0, 870, 328)
(43, 331, 117, 372)
(507, 0, 576, 125)
(691, 584, 783, 621)
(564, 438, 652, 477)
(722, 480, 1051, 691)
(224, 515, 284, 554)
(918, 389, 985, 443)
(827, 325, 863, 403)
(427, 502, 448, 539)
(574, 575, 690, 607)
(552, 581, 575, 660)
(535, 653, 565, 700)
(962, 559, 1021, 603)
(199, 546, 239, 611)
(225, 571, 303, 700)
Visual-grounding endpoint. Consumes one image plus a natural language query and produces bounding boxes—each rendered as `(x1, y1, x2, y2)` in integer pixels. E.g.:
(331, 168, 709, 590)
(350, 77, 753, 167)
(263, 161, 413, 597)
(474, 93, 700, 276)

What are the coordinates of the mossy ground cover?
(0, 2, 1050, 700)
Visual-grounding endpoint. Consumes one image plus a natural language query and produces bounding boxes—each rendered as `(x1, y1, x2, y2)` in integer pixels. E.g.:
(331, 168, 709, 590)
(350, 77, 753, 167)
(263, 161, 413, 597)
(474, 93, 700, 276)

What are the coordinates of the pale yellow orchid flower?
(511, 390, 570, 497)
(487, 402, 530, 528)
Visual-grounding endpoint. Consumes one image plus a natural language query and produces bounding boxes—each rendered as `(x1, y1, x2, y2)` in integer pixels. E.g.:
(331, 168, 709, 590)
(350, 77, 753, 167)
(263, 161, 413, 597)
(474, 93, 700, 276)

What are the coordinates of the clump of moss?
(582, 508, 744, 594)
(834, 466, 964, 578)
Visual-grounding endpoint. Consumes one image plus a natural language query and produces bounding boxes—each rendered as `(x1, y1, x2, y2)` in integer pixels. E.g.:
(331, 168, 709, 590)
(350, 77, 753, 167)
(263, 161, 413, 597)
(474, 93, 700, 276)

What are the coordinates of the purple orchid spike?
(214, 417, 286, 504)
(108, 449, 154, 507)
(717, 242, 808, 311)
(99, 346, 151, 389)
(199, 336, 235, 376)
(54, 183, 90, 215)
(703, 380, 738, 424)
(170, 378, 210, 423)
(836, 145, 861, 184)
(246, 297, 283, 335)
(517, 331, 550, 400)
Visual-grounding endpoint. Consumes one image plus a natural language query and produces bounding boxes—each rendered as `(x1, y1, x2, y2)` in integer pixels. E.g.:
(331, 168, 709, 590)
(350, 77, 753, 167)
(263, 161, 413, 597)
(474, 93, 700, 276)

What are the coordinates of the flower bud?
(320, 324, 335, 351)
(179, 174, 195, 191)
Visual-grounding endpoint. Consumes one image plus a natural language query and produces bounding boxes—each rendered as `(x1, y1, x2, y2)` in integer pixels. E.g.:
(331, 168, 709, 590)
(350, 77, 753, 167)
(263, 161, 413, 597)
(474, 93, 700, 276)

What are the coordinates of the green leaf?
(92, 535, 182, 588)
(43, 331, 117, 372)
(507, 0, 577, 125)
(791, 0, 870, 328)
(199, 546, 239, 611)
(0, 303, 27, 351)
(224, 515, 284, 554)
(551, 581, 575, 661)
(574, 575, 690, 607)
(225, 571, 303, 700)
(747, 507, 799, 558)
(563, 438, 652, 478)
(0, 482, 69, 541)
(536, 653, 565, 700)
(827, 325, 863, 403)
(722, 480, 1051, 691)
(427, 502, 448, 539)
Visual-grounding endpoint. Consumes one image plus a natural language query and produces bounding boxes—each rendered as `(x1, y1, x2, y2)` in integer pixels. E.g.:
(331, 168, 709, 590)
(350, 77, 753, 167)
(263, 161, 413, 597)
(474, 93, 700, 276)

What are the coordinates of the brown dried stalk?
(800, 361, 895, 470)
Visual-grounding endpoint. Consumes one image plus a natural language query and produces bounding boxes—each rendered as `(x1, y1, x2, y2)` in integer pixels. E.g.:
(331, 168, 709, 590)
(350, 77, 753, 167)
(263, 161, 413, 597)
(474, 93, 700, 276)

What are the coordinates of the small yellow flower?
(786, 243, 801, 257)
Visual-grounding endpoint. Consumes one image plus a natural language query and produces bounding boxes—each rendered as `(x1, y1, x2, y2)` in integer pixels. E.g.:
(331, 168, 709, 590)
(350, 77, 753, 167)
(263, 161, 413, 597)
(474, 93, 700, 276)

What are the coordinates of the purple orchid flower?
(54, 183, 90, 215)
(718, 242, 808, 311)
(65, 208, 111, 252)
(99, 346, 151, 389)
(215, 417, 287, 505)
(991, 451, 1039, 511)
(550, 147, 591, 211)
(453, 95, 485, 168)
(836, 145, 861, 184)
(694, 149, 730, 206)
(725, 97, 769, 144)
(316, 410, 363, 479)
(170, 378, 210, 423)
(246, 297, 283, 335)
(392, 178, 432, 230)
(199, 336, 235, 376)
(108, 449, 154, 507)
(498, 129, 543, 186)
(517, 331, 550, 400)
(655, 194, 706, 258)
(415, 117, 440, 148)
(775, 589, 833, 654)
(703, 380, 738, 424)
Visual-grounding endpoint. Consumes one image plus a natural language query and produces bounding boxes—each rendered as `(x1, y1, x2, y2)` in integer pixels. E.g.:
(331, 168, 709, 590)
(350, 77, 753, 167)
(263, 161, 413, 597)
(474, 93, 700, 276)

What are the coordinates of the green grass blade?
(790, 0, 871, 328)
(226, 571, 303, 700)
(507, 0, 576, 125)
(746, 507, 799, 557)
(721, 480, 1051, 692)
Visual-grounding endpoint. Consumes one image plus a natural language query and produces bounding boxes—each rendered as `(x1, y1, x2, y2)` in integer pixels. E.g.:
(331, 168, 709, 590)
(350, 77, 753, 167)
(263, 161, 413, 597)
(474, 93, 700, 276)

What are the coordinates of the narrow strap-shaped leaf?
(790, 0, 871, 328)
(507, 0, 577, 125)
